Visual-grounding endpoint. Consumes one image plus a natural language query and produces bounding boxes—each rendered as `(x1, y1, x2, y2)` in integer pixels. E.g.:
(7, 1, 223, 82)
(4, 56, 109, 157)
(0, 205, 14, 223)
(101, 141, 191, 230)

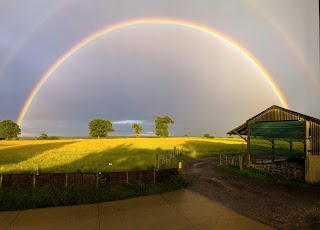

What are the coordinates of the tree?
(203, 133, 215, 138)
(0, 120, 21, 140)
(88, 118, 114, 138)
(132, 123, 143, 137)
(37, 133, 49, 140)
(37, 134, 59, 140)
(155, 116, 174, 137)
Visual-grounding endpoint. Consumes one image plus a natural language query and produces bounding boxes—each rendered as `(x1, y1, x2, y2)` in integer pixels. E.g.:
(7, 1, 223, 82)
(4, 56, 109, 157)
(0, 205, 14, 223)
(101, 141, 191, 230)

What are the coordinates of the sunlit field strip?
(0, 137, 303, 174)
(0, 138, 246, 173)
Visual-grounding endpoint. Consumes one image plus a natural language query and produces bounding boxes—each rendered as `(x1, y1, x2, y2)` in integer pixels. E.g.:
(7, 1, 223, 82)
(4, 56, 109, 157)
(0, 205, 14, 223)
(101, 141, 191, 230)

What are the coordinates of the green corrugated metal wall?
(250, 121, 306, 139)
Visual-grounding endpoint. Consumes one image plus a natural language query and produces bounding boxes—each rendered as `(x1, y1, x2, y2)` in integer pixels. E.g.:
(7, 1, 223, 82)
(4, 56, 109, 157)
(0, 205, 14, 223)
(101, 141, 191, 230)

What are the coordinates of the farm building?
(227, 105, 320, 184)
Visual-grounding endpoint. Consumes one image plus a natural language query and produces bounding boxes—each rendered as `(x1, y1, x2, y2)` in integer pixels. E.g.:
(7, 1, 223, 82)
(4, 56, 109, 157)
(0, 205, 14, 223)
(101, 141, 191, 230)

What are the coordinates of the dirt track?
(182, 157, 320, 230)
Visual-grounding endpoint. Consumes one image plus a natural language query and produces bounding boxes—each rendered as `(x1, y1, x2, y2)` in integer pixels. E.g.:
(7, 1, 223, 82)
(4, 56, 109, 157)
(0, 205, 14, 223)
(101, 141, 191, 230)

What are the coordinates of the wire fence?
(156, 146, 183, 169)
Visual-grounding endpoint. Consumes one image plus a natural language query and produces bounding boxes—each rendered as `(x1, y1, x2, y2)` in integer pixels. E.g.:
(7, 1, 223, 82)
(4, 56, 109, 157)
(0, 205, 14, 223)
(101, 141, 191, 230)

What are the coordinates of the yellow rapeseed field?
(0, 137, 245, 174)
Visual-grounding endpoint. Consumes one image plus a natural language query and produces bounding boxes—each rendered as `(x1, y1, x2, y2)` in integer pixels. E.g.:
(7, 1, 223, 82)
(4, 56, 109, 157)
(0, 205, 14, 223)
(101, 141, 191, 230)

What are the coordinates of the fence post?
(174, 146, 176, 156)
(0, 174, 2, 188)
(153, 168, 156, 184)
(33, 173, 36, 188)
(156, 154, 159, 169)
(96, 172, 100, 186)
(239, 155, 243, 171)
(126, 171, 129, 185)
(35, 164, 39, 175)
(241, 143, 244, 170)
(65, 173, 68, 187)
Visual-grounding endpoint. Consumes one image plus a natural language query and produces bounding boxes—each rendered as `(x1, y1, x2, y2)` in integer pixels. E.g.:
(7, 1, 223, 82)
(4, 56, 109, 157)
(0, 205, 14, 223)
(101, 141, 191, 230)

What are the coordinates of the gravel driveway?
(182, 157, 320, 230)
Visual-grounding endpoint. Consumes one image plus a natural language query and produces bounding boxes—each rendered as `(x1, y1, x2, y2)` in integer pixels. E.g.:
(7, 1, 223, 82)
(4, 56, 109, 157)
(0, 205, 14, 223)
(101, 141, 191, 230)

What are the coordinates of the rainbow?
(0, 0, 71, 79)
(17, 18, 289, 126)
(247, 0, 320, 91)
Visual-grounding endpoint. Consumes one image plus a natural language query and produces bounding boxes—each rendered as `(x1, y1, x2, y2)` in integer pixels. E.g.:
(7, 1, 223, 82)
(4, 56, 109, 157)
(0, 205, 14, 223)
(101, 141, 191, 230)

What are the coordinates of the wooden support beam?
(271, 139, 275, 164)
(246, 123, 251, 167)
(234, 131, 247, 142)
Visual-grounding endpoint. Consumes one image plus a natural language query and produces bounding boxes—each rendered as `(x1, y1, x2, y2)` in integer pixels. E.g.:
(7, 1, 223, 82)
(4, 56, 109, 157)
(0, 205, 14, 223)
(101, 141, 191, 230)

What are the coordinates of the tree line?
(0, 116, 175, 140)
(88, 116, 174, 138)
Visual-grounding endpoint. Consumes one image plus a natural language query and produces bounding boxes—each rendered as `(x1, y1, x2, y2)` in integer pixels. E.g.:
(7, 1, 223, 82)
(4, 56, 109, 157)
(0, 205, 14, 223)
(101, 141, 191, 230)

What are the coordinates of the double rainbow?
(17, 18, 289, 126)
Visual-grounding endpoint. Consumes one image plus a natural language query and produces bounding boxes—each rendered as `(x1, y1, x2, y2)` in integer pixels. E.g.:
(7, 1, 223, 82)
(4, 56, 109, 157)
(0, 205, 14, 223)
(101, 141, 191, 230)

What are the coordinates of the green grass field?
(0, 137, 305, 174)
(0, 137, 246, 174)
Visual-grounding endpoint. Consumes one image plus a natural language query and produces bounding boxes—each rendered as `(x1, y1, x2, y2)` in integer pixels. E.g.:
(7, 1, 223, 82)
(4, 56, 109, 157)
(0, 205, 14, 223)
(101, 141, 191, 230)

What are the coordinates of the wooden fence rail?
(0, 168, 179, 187)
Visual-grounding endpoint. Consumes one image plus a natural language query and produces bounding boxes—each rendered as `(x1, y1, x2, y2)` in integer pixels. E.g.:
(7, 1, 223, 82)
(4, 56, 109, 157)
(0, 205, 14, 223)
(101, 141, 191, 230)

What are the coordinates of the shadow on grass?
(41, 144, 171, 173)
(179, 140, 245, 160)
(0, 141, 78, 165)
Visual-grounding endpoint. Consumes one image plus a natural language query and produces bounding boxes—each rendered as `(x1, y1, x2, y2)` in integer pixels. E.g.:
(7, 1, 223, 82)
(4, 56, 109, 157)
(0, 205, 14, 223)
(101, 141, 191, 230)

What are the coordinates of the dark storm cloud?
(0, 0, 319, 136)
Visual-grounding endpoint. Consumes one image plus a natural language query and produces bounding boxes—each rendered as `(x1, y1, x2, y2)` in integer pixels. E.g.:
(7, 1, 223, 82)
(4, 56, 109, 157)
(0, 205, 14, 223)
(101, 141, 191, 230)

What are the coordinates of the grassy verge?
(217, 165, 320, 189)
(0, 175, 188, 211)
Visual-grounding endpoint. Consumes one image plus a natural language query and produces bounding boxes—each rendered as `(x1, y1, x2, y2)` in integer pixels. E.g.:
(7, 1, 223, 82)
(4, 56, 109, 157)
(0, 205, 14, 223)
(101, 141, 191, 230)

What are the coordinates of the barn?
(227, 105, 320, 184)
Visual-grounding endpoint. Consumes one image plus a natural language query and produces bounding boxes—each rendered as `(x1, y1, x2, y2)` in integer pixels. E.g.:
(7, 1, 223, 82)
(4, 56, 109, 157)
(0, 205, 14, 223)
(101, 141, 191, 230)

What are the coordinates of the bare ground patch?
(182, 157, 320, 230)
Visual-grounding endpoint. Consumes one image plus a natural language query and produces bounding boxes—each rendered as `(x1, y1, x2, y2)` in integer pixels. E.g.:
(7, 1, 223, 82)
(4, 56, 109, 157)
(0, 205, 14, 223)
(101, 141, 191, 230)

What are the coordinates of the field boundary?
(0, 168, 179, 187)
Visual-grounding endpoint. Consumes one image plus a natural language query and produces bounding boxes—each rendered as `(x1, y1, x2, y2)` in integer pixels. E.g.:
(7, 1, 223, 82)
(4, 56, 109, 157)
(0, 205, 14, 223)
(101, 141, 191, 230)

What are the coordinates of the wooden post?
(153, 168, 156, 184)
(33, 173, 36, 188)
(96, 173, 100, 186)
(305, 121, 311, 182)
(126, 171, 129, 185)
(178, 161, 182, 170)
(239, 155, 243, 171)
(173, 146, 176, 156)
(156, 154, 159, 169)
(65, 173, 68, 187)
(241, 143, 244, 170)
(246, 122, 251, 167)
(36, 164, 39, 175)
(0, 174, 3, 188)
(289, 140, 292, 153)
(272, 139, 275, 164)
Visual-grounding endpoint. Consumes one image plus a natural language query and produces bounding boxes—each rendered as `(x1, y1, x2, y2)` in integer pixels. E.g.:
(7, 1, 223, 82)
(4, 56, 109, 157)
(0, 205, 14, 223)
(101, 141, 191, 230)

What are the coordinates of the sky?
(0, 0, 319, 137)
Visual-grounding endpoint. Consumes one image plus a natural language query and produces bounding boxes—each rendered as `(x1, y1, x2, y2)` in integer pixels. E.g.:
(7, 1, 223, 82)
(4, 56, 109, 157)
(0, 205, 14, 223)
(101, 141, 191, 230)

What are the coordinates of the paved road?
(0, 189, 273, 230)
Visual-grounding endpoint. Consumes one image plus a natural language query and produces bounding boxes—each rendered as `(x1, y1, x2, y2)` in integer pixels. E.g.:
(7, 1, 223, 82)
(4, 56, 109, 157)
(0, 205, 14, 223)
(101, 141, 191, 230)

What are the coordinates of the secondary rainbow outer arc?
(17, 18, 289, 126)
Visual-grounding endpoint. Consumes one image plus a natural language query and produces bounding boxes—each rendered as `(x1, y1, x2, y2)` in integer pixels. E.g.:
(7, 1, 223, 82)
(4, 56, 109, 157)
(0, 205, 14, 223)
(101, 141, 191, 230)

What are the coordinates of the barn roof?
(227, 105, 320, 137)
